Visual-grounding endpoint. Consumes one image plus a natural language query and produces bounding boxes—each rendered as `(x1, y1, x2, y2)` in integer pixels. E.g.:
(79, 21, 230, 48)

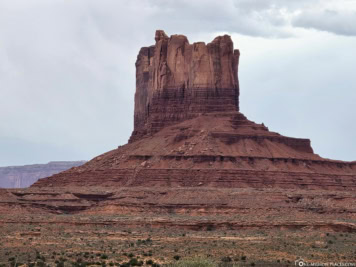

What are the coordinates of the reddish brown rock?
(131, 30, 240, 141)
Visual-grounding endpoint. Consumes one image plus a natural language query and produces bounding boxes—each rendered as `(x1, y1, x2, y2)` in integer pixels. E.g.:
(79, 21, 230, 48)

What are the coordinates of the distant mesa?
(33, 30, 356, 190)
(0, 161, 86, 188)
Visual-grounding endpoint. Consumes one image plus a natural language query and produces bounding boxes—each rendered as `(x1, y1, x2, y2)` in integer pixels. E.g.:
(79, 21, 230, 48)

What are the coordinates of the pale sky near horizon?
(0, 0, 355, 167)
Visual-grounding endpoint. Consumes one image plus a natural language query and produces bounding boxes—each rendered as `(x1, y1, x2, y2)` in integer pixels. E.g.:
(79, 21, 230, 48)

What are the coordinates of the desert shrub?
(173, 255, 180, 261)
(165, 257, 216, 267)
(221, 256, 232, 263)
(36, 261, 46, 267)
(206, 225, 215, 231)
(128, 258, 143, 266)
(129, 258, 138, 265)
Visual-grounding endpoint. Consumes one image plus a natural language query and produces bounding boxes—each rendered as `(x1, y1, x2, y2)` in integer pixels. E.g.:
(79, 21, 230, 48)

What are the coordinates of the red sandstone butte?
(131, 30, 240, 141)
(32, 30, 356, 190)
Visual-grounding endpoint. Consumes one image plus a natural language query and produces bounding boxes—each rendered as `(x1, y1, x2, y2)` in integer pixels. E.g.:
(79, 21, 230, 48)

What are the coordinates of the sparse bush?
(206, 225, 215, 231)
(36, 261, 46, 267)
(165, 257, 215, 267)
(221, 256, 232, 263)
(173, 255, 180, 261)
(146, 259, 153, 265)
(129, 258, 138, 266)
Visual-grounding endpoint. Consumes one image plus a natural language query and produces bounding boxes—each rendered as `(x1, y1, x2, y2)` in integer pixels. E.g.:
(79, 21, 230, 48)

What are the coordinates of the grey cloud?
(143, 0, 292, 37)
(233, 0, 319, 11)
(293, 9, 356, 36)
(145, 0, 356, 37)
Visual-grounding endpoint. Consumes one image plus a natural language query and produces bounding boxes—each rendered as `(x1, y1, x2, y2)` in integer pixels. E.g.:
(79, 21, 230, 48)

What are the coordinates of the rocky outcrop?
(31, 30, 356, 191)
(32, 112, 356, 190)
(131, 30, 240, 141)
(0, 161, 85, 188)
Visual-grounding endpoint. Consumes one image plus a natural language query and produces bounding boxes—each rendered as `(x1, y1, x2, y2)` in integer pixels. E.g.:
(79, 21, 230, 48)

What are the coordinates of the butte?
(33, 30, 356, 191)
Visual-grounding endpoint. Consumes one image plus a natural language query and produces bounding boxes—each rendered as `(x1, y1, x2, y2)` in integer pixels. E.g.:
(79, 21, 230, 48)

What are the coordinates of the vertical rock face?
(131, 30, 240, 141)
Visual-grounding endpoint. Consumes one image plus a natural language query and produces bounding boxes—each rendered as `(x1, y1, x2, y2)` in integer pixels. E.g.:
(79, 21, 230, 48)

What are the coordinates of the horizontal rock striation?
(32, 112, 356, 190)
(2, 187, 356, 222)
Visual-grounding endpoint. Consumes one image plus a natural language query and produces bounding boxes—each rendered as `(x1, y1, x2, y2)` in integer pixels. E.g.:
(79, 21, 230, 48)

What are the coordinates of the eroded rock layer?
(33, 112, 356, 190)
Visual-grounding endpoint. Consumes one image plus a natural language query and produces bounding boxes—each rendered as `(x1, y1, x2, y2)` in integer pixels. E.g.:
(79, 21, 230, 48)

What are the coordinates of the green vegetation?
(165, 258, 216, 267)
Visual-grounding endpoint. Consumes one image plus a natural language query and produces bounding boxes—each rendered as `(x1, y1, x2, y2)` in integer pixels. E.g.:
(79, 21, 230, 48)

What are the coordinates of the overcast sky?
(0, 0, 355, 167)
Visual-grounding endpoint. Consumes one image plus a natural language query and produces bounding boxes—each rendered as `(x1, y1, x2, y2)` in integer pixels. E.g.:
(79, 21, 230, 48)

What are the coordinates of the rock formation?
(31, 30, 356, 191)
(131, 30, 240, 141)
(0, 161, 85, 188)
